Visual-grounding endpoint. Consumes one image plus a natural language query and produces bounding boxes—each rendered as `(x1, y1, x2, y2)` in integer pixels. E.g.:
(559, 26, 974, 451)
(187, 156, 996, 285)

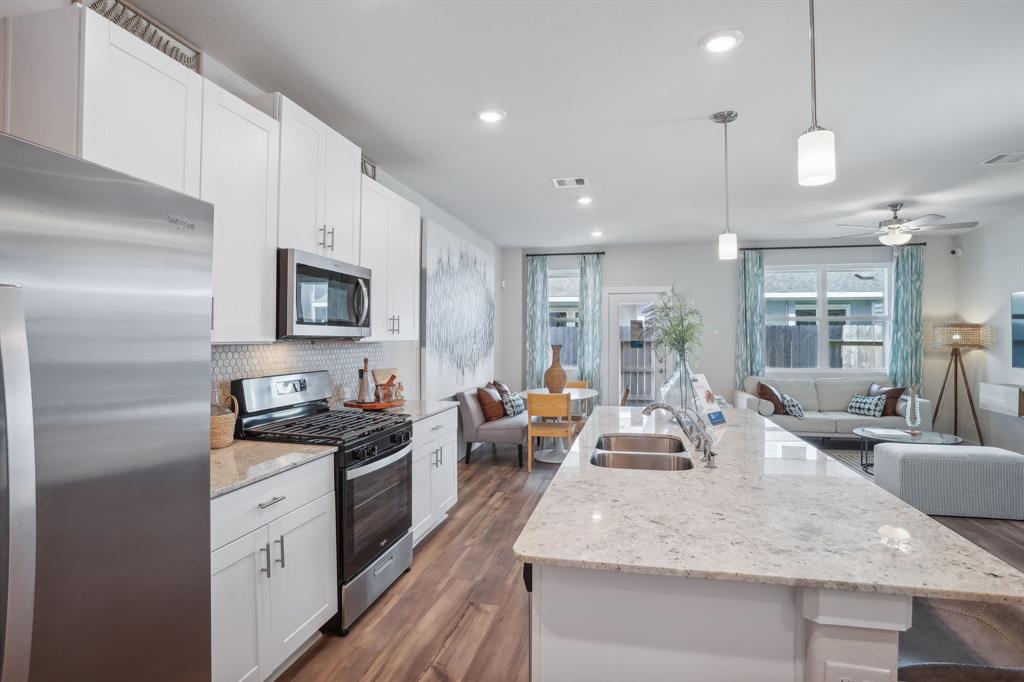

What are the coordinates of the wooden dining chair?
(526, 392, 572, 472)
(565, 380, 590, 438)
(620, 387, 630, 406)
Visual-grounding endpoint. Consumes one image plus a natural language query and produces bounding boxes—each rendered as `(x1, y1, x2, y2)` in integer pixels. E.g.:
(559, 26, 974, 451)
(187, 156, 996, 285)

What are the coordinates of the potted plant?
(646, 286, 708, 412)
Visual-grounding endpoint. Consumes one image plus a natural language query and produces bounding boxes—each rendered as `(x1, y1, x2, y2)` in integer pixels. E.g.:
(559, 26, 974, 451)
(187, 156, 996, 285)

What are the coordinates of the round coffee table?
(520, 387, 599, 464)
(852, 427, 962, 472)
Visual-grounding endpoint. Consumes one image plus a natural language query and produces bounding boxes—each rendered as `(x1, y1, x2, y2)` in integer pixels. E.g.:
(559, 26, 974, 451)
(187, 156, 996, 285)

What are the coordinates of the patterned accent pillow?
(502, 392, 525, 417)
(848, 394, 886, 417)
(781, 393, 804, 418)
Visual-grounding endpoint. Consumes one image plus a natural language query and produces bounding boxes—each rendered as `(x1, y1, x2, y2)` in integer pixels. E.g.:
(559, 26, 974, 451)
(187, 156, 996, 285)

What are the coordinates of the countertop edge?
(210, 446, 336, 499)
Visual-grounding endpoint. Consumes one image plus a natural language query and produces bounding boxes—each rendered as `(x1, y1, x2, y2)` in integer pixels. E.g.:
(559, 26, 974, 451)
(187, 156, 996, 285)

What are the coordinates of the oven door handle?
(356, 278, 369, 327)
(346, 444, 412, 480)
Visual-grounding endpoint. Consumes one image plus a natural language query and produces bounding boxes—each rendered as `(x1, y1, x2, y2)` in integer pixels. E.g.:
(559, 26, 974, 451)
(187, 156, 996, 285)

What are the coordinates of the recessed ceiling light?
(590, 230, 603, 237)
(698, 29, 743, 53)
(475, 109, 506, 123)
(577, 196, 593, 205)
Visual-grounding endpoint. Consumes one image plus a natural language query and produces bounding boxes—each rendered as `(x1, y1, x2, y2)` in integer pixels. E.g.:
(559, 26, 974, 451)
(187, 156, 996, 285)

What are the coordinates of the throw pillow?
(756, 382, 785, 414)
(757, 399, 775, 417)
(492, 380, 513, 399)
(502, 392, 525, 417)
(869, 383, 905, 417)
(477, 386, 505, 421)
(848, 394, 886, 418)
(781, 393, 804, 418)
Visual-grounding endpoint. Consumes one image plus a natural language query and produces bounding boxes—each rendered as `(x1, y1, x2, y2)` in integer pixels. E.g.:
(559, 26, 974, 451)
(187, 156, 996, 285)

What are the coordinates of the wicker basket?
(210, 394, 238, 450)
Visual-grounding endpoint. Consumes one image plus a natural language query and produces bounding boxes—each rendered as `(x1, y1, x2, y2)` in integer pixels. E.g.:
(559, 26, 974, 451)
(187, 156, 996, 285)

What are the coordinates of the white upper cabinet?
(2, 6, 202, 196)
(360, 176, 421, 342)
(201, 81, 280, 344)
(253, 94, 362, 264)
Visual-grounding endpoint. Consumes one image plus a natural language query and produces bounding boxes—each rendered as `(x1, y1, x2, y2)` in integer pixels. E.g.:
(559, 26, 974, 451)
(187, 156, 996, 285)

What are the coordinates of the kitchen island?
(513, 406, 1024, 682)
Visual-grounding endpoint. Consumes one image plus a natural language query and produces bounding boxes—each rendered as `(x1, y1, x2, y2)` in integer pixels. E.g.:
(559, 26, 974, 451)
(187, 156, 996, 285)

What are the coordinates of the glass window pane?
(828, 321, 886, 369)
(765, 270, 818, 317)
(549, 269, 580, 367)
(826, 268, 885, 317)
(766, 321, 818, 368)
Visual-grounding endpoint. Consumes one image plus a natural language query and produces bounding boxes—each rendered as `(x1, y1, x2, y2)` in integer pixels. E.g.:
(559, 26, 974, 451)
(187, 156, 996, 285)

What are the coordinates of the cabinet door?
(322, 128, 362, 264)
(201, 81, 280, 344)
(411, 442, 436, 545)
(265, 491, 338, 673)
(277, 96, 325, 254)
(359, 177, 392, 339)
(432, 437, 458, 515)
(211, 528, 270, 682)
(80, 10, 202, 196)
(387, 196, 421, 342)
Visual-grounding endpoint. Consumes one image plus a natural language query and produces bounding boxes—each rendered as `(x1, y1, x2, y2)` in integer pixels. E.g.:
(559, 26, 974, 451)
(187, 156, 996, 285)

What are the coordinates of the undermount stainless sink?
(594, 433, 686, 454)
(589, 433, 692, 471)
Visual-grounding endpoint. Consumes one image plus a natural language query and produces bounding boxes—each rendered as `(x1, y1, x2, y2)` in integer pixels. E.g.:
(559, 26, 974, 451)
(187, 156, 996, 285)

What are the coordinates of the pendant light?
(797, 0, 836, 186)
(713, 111, 739, 260)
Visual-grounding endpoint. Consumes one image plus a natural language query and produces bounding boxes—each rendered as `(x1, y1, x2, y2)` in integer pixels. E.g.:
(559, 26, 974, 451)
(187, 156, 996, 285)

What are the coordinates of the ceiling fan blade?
(905, 213, 945, 226)
(913, 221, 979, 231)
(835, 223, 881, 231)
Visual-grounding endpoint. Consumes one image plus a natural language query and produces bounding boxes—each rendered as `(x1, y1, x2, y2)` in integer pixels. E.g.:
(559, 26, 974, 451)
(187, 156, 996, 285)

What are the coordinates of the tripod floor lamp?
(932, 322, 991, 445)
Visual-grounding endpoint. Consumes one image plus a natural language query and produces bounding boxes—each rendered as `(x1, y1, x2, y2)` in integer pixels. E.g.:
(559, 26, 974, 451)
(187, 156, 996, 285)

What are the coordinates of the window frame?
(763, 263, 892, 373)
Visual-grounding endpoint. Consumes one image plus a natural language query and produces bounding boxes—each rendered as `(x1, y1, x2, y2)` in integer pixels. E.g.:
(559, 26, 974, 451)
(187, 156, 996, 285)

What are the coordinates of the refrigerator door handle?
(0, 284, 37, 682)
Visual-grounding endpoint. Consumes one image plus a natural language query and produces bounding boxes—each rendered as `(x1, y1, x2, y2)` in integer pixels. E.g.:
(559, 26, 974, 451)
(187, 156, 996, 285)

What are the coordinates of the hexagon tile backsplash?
(211, 340, 387, 405)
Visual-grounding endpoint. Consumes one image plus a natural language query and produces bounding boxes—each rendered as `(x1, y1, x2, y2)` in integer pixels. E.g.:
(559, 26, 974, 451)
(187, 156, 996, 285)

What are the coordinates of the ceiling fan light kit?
(878, 230, 913, 246)
(712, 110, 740, 260)
(797, 0, 836, 186)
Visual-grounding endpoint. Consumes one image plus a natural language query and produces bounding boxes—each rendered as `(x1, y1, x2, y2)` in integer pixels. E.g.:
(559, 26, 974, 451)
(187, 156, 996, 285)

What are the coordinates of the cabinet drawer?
(211, 455, 335, 550)
(412, 407, 458, 445)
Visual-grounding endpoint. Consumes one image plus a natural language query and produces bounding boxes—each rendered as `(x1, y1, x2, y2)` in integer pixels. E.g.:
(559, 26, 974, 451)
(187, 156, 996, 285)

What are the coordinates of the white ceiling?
(132, 0, 1024, 248)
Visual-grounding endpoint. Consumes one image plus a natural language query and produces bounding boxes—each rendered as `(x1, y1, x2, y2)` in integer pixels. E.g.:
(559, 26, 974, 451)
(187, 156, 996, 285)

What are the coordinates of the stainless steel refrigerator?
(0, 133, 213, 681)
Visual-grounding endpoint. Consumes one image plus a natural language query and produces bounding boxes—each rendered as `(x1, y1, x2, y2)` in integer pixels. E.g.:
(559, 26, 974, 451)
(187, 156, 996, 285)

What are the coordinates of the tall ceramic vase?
(544, 345, 567, 393)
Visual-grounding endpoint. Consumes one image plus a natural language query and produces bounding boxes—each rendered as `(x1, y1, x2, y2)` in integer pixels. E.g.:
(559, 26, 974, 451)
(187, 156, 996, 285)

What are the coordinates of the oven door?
(340, 445, 412, 581)
(279, 248, 370, 338)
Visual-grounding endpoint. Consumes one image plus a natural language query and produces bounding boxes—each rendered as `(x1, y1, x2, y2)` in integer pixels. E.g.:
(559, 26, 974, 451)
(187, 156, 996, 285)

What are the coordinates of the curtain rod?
(525, 251, 606, 257)
(739, 242, 926, 252)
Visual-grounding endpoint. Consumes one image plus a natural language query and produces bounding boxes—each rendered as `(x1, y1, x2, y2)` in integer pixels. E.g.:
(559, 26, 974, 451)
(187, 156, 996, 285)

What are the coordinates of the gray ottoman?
(874, 444, 1024, 520)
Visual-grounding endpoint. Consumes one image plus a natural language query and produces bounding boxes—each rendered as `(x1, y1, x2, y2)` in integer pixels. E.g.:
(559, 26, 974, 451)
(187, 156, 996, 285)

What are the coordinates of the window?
(548, 267, 580, 367)
(765, 265, 890, 371)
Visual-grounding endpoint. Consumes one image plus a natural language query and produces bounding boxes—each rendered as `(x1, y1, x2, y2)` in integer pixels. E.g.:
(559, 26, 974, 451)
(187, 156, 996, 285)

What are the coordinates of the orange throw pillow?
(756, 382, 785, 415)
(477, 386, 505, 421)
(869, 383, 905, 417)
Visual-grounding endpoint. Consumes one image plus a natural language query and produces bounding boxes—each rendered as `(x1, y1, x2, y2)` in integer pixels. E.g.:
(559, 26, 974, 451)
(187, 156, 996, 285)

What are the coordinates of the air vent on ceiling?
(980, 152, 1024, 166)
(551, 177, 589, 189)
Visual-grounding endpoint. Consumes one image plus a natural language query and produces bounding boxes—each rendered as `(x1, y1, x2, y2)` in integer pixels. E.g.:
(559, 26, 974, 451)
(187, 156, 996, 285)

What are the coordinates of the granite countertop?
(211, 440, 336, 499)
(384, 399, 458, 421)
(512, 406, 1024, 604)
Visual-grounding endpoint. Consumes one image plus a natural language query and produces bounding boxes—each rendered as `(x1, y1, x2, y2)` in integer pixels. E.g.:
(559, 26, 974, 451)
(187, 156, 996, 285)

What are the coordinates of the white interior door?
(603, 290, 675, 407)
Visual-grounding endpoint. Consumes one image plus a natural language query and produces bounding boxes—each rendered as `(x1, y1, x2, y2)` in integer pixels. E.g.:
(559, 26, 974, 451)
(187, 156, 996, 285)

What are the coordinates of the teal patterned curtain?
(734, 250, 765, 389)
(891, 245, 925, 388)
(524, 256, 551, 389)
(577, 253, 604, 402)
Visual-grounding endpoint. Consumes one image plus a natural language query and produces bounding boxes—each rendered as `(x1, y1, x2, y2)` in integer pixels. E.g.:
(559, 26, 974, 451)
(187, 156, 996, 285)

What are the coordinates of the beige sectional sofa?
(734, 376, 933, 439)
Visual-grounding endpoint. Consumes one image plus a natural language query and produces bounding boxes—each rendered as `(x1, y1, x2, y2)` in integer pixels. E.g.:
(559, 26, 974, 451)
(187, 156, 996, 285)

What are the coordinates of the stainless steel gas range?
(231, 370, 413, 634)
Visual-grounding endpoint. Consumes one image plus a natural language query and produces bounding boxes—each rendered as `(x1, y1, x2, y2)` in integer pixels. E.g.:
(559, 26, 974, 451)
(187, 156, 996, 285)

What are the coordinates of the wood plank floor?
(279, 445, 555, 682)
(279, 443, 1024, 682)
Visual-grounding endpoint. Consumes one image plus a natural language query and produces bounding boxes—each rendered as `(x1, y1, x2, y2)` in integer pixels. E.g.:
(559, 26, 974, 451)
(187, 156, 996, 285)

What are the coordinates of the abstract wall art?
(422, 219, 496, 400)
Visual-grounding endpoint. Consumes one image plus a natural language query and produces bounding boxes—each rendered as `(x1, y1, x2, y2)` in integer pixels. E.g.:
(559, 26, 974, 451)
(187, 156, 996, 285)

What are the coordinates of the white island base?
(529, 564, 911, 682)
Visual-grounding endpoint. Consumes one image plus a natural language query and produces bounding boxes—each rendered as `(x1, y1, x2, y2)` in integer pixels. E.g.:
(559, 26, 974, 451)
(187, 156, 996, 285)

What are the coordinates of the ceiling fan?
(837, 202, 979, 246)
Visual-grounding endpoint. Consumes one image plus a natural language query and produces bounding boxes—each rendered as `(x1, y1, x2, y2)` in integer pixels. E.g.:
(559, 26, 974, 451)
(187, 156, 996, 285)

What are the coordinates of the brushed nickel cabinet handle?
(431, 424, 443, 431)
(274, 535, 285, 568)
(328, 227, 336, 251)
(260, 543, 271, 577)
(258, 495, 286, 509)
(318, 224, 327, 248)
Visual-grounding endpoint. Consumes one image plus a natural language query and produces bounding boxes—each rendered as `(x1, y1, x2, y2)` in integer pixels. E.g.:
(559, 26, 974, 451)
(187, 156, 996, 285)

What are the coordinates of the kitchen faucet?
(641, 403, 717, 468)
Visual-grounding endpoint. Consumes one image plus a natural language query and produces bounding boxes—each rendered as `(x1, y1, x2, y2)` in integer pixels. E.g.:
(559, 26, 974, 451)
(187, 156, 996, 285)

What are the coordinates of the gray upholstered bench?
(874, 444, 1024, 520)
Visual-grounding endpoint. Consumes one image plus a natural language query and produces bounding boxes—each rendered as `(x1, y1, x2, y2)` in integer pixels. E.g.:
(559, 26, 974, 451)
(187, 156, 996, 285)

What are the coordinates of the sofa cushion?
(757, 382, 785, 414)
(477, 411, 529, 443)
(869, 383, 906, 416)
(815, 378, 876, 412)
(757, 399, 775, 416)
(826, 412, 910, 433)
(768, 412, 836, 434)
(477, 386, 505, 421)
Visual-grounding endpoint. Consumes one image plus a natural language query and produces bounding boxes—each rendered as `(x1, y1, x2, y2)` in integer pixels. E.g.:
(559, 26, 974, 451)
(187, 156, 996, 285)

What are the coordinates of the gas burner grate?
(245, 409, 409, 445)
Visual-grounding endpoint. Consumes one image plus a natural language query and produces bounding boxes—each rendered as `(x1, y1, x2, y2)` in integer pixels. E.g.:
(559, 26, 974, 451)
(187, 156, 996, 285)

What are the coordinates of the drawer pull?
(274, 535, 286, 568)
(373, 554, 394, 576)
(430, 424, 443, 431)
(260, 543, 272, 577)
(258, 495, 286, 509)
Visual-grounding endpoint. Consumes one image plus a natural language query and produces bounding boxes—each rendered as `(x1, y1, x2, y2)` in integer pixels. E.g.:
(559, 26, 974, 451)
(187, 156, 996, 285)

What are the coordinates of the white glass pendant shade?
(878, 230, 912, 246)
(797, 128, 836, 186)
(718, 232, 738, 260)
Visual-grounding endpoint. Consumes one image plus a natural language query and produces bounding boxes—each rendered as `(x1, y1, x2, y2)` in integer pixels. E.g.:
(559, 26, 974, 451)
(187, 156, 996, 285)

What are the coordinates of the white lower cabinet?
(211, 458, 337, 682)
(410, 409, 459, 545)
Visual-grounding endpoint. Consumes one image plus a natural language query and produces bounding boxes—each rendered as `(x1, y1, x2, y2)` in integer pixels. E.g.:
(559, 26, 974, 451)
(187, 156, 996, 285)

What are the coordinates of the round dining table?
(520, 387, 599, 464)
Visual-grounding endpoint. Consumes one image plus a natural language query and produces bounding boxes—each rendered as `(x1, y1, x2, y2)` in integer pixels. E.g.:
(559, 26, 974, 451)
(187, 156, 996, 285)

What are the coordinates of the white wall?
(953, 216, 1024, 450)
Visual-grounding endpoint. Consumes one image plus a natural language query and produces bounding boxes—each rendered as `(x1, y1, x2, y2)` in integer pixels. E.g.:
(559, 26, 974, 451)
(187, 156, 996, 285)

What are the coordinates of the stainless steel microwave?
(278, 249, 371, 338)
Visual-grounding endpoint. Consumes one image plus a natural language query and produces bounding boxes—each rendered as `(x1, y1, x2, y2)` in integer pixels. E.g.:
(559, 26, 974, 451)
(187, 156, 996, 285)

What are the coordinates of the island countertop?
(512, 406, 1024, 604)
